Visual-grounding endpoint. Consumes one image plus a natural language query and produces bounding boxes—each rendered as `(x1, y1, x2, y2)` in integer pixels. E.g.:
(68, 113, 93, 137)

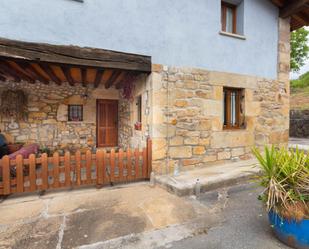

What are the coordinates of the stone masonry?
(0, 81, 133, 151)
(150, 66, 289, 174)
(150, 17, 290, 175)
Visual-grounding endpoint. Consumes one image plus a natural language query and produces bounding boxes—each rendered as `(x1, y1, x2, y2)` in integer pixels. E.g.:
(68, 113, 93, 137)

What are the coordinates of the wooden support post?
(147, 138, 152, 178)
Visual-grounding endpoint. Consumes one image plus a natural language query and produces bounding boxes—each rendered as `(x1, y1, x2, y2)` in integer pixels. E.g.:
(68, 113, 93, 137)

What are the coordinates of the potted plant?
(253, 146, 309, 249)
(134, 121, 142, 131)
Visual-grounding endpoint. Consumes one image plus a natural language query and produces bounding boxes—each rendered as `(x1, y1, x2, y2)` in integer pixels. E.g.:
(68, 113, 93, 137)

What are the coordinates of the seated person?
(0, 129, 9, 158)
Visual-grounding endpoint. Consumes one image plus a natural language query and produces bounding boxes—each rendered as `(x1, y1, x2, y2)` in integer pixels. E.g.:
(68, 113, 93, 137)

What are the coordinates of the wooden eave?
(271, 0, 309, 31)
(0, 38, 151, 88)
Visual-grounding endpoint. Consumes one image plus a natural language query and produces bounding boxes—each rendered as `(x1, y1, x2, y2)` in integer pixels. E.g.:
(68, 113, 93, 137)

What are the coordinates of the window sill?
(223, 126, 246, 131)
(67, 121, 84, 124)
(219, 31, 246, 40)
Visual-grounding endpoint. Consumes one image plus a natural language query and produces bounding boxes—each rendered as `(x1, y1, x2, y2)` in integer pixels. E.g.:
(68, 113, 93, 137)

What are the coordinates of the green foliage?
(252, 146, 309, 219)
(291, 28, 309, 73)
(291, 71, 309, 89)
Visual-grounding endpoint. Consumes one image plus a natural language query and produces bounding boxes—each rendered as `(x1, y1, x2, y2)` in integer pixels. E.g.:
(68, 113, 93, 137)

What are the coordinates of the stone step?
(155, 159, 260, 196)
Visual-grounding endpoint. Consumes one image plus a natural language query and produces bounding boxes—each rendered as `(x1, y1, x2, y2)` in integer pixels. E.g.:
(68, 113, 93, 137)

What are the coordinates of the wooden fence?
(0, 139, 152, 196)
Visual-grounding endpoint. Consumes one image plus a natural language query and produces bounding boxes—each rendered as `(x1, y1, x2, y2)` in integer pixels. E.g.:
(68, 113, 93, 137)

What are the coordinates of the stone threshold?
(289, 137, 309, 152)
(155, 159, 260, 196)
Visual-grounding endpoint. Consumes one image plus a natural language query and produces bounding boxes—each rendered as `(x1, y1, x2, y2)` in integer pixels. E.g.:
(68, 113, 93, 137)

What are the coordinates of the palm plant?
(252, 146, 309, 220)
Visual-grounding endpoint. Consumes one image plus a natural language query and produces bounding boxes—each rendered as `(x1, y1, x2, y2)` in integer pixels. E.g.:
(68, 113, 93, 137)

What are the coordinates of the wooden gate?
(0, 139, 152, 196)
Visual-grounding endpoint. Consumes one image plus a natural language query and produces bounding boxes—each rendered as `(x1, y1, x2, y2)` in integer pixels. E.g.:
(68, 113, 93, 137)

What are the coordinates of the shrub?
(252, 146, 309, 220)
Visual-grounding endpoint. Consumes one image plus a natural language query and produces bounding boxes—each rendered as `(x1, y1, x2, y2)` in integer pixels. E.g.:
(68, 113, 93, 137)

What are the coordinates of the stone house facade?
(0, 0, 302, 175)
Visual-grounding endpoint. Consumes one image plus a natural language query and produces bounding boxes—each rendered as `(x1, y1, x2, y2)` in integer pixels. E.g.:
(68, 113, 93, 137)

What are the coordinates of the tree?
(290, 28, 309, 73)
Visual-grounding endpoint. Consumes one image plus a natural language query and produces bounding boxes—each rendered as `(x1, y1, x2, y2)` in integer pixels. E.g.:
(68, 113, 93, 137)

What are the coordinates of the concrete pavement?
(0, 183, 219, 249)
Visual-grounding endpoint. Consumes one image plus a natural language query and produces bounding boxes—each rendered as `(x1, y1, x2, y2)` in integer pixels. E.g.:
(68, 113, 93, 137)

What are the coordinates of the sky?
(290, 26, 309, 79)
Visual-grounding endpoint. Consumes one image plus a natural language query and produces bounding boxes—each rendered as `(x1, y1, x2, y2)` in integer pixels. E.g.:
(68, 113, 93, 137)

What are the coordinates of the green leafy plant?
(291, 71, 309, 89)
(252, 146, 309, 220)
(291, 28, 309, 73)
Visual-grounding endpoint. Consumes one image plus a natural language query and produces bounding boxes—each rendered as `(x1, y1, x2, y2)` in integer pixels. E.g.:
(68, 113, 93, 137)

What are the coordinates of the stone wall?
(150, 65, 289, 174)
(149, 17, 290, 175)
(290, 110, 309, 138)
(0, 80, 143, 151)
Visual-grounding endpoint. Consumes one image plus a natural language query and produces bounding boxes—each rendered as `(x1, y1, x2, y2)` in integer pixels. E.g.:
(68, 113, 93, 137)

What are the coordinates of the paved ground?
(0, 181, 289, 249)
(0, 183, 218, 249)
(161, 182, 290, 249)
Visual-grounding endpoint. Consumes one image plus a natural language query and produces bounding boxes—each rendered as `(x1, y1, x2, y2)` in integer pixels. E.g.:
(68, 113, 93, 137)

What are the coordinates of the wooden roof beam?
(61, 66, 75, 86)
(39, 64, 62, 85)
(94, 69, 104, 88)
(0, 61, 29, 82)
(17, 61, 50, 84)
(81, 68, 87, 87)
(280, 0, 309, 18)
(293, 11, 309, 24)
(105, 71, 121, 89)
(0, 67, 19, 82)
(3, 61, 35, 83)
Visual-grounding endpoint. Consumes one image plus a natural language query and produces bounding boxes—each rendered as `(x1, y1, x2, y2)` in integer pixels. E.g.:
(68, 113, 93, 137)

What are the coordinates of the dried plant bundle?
(0, 89, 28, 121)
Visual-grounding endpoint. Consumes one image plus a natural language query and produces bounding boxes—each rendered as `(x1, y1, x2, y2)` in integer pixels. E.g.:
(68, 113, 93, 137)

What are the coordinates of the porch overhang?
(0, 38, 152, 89)
(271, 0, 309, 31)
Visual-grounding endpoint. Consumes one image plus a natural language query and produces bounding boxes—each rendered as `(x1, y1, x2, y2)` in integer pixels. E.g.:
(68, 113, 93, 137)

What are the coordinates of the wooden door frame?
(96, 99, 119, 148)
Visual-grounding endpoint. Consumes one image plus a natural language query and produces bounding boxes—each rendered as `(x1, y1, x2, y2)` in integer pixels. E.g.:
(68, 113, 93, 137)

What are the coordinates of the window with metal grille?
(68, 105, 83, 122)
(223, 88, 242, 129)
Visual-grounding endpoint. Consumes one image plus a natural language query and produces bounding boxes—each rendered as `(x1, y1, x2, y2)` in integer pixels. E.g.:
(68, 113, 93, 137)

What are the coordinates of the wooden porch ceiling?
(0, 38, 151, 89)
(271, 0, 309, 31)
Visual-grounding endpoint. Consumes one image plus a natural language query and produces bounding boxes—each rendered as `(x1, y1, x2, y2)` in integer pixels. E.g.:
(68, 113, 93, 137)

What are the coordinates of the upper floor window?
(221, 2, 237, 34)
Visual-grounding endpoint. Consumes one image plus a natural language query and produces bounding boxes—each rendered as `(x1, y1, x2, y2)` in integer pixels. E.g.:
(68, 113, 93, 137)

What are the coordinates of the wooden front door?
(96, 99, 118, 147)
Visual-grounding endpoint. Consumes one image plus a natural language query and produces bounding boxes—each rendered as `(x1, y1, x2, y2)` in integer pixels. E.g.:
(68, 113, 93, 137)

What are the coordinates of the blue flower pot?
(268, 211, 309, 249)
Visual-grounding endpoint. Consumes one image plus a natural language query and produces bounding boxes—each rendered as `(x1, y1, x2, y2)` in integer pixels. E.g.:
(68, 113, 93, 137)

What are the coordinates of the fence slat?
(29, 154, 36, 192)
(134, 148, 139, 179)
(16, 155, 24, 193)
(127, 149, 132, 181)
(96, 150, 104, 186)
(110, 149, 115, 182)
(75, 150, 81, 186)
(86, 150, 92, 184)
(64, 152, 71, 187)
(2, 156, 10, 195)
(53, 152, 60, 188)
(41, 153, 48, 190)
(0, 141, 152, 196)
(142, 148, 147, 178)
(118, 149, 123, 181)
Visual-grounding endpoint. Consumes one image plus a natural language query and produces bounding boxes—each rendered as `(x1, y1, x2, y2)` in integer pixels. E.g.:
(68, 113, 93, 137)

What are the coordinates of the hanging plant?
(122, 74, 137, 101)
(0, 89, 28, 121)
